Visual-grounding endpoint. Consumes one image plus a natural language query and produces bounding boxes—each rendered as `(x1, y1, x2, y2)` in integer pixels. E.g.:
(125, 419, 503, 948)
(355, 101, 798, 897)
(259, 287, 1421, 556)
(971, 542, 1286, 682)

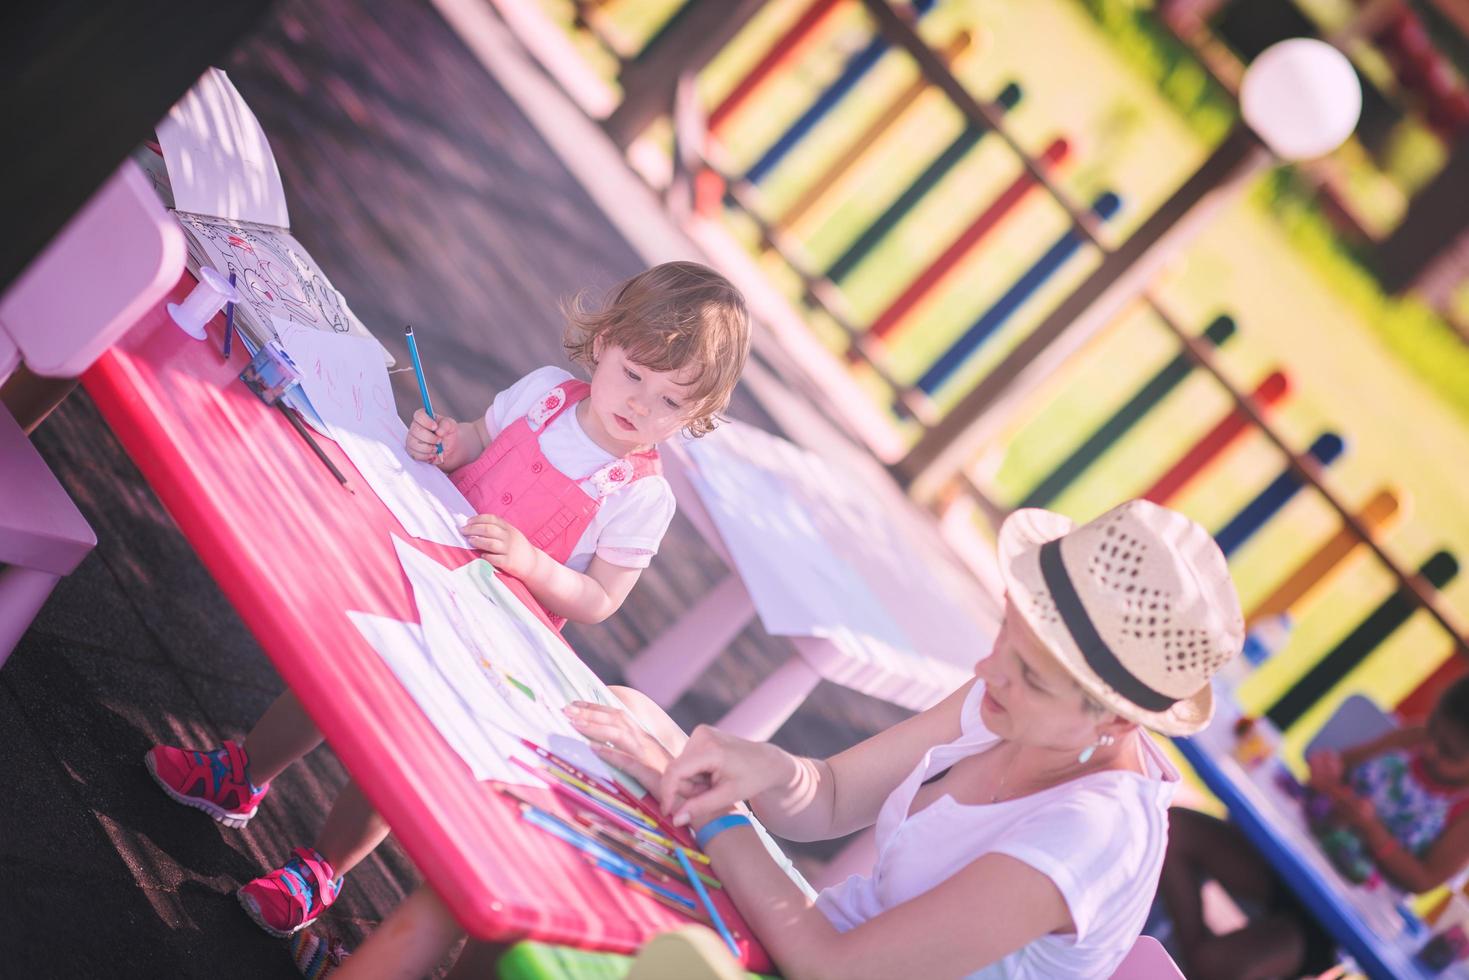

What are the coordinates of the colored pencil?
(511, 757, 650, 835)
(520, 737, 639, 802)
(676, 846, 739, 958)
(582, 819, 723, 889)
(222, 272, 237, 359)
(535, 762, 658, 828)
(583, 854, 698, 911)
(403, 325, 441, 455)
(515, 799, 638, 874)
(276, 403, 353, 492)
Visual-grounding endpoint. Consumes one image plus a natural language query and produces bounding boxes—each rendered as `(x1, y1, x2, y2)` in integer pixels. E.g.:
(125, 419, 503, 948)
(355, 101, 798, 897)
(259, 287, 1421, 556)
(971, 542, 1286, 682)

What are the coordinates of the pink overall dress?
(450, 379, 661, 630)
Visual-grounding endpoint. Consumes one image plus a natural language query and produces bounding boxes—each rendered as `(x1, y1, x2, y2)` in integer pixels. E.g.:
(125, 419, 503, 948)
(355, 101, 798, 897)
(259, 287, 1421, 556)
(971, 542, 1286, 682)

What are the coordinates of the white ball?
(1241, 38, 1362, 160)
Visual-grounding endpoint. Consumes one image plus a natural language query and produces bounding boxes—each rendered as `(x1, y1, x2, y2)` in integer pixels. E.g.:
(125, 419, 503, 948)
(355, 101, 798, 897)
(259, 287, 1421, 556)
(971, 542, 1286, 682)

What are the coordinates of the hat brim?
(996, 508, 1215, 737)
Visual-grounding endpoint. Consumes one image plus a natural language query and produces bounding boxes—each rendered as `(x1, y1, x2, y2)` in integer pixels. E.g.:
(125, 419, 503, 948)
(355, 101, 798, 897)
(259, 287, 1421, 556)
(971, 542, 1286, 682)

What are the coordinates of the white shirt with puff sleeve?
(816, 679, 1178, 979)
(483, 366, 676, 573)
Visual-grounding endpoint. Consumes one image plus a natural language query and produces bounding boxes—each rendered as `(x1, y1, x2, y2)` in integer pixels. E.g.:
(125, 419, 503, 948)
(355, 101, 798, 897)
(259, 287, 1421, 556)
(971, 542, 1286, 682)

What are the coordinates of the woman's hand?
(407, 410, 459, 465)
(660, 725, 791, 828)
(564, 701, 674, 788)
(463, 514, 538, 579)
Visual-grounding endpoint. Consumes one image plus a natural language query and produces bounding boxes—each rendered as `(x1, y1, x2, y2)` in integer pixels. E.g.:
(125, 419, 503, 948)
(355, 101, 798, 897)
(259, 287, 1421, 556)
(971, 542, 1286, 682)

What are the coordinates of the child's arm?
(1307, 726, 1423, 794)
(406, 409, 490, 470)
(1337, 797, 1469, 892)
(460, 516, 640, 624)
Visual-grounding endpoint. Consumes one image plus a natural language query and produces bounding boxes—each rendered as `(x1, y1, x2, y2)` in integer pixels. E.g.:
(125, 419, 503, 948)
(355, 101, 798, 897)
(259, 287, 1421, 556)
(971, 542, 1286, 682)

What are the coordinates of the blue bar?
(914, 191, 1121, 397)
(1213, 432, 1346, 557)
(745, 0, 937, 184)
(824, 82, 1023, 284)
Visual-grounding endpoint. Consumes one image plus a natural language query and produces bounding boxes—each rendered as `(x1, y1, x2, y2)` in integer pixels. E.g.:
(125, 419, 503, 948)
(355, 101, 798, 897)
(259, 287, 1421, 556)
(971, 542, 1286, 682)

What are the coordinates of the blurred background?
(507, 0, 1469, 764)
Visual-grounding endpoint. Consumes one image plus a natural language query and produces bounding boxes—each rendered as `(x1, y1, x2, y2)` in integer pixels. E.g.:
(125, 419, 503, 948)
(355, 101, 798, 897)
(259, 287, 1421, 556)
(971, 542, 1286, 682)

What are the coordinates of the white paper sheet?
(276, 319, 473, 547)
(158, 68, 290, 228)
(176, 212, 387, 361)
(345, 610, 534, 785)
(387, 538, 627, 784)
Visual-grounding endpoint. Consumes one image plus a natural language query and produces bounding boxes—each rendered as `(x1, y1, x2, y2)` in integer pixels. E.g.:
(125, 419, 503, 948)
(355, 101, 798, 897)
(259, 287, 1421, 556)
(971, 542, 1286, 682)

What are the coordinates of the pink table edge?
(80, 273, 771, 970)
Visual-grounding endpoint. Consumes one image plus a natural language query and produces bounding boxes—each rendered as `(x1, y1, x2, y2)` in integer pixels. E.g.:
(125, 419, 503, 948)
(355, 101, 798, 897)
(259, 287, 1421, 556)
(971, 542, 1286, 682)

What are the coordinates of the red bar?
(709, 0, 846, 134)
(1141, 369, 1291, 505)
(866, 136, 1070, 344)
(1396, 652, 1466, 725)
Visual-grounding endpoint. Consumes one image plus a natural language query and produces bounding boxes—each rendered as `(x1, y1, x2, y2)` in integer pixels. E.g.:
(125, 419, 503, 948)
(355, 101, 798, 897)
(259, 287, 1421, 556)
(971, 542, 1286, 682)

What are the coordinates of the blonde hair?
(563, 262, 751, 437)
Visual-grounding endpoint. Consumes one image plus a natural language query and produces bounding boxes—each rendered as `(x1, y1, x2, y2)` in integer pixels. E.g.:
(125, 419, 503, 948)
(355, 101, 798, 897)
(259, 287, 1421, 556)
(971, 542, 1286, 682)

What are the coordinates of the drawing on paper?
(174, 211, 386, 360)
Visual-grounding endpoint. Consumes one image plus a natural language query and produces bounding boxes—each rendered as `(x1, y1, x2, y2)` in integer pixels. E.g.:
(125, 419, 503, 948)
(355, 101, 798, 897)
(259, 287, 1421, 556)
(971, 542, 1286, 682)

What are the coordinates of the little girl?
(144, 261, 751, 938)
(1161, 676, 1469, 979)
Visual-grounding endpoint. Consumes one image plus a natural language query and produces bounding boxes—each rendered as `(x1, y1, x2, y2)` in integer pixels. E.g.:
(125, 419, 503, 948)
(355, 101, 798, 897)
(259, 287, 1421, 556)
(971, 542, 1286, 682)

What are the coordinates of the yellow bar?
(1245, 488, 1404, 626)
(777, 30, 974, 228)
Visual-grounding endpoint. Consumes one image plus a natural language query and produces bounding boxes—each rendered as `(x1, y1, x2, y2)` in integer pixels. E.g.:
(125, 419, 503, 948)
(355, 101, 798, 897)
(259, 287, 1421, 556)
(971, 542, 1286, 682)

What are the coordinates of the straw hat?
(997, 499, 1244, 736)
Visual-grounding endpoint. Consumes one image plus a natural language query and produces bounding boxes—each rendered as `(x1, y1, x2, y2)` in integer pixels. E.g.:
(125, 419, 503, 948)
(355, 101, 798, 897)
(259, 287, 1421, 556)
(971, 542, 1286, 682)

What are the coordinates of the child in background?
(144, 261, 751, 938)
(1159, 676, 1469, 979)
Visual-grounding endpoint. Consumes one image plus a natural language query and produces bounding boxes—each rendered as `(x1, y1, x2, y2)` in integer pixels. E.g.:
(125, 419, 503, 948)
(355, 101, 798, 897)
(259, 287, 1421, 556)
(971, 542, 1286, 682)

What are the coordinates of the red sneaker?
(144, 739, 269, 828)
(238, 847, 343, 937)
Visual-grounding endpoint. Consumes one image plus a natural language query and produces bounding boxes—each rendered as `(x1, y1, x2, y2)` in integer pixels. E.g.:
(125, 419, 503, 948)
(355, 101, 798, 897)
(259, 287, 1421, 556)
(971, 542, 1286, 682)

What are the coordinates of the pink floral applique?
(589, 460, 633, 498)
(527, 387, 566, 430)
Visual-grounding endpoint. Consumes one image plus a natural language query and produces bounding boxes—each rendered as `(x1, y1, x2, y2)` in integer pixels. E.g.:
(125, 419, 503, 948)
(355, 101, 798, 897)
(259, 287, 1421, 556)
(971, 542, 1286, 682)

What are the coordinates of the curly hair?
(563, 262, 751, 438)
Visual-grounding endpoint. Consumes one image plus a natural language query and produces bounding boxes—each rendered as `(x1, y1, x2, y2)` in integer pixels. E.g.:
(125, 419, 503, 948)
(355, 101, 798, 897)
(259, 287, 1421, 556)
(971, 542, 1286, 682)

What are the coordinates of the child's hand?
(1307, 749, 1345, 791)
(407, 410, 458, 465)
(1332, 794, 1377, 832)
(564, 701, 675, 786)
(463, 514, 536, 578)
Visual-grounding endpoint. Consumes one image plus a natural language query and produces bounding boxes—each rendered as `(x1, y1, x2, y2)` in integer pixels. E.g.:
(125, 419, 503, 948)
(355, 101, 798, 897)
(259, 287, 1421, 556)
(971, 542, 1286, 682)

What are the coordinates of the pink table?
(82, 274, 770, 969)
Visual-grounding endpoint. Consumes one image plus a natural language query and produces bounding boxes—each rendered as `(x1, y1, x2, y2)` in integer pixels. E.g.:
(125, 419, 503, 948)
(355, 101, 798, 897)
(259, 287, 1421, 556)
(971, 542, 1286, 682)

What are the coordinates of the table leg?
(623, 573, 755, 706)
(717, 655, 821, 741)
(0, 565, 61, 667)
(809, 827, 879, 890)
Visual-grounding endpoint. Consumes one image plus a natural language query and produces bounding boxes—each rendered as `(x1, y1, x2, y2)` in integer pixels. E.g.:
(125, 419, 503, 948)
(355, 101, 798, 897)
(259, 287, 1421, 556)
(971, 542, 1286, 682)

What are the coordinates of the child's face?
(1425, 712, 1469, 783)
(583, 344, 698, 452)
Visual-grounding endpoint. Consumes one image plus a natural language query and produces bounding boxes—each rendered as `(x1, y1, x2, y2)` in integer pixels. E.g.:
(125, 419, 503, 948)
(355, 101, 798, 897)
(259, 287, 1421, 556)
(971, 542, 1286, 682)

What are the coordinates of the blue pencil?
(676, 844, 739, 958)
(222, 272, 237, 359)
(585, 855, 698, 911)
(403, 325, 441, 455)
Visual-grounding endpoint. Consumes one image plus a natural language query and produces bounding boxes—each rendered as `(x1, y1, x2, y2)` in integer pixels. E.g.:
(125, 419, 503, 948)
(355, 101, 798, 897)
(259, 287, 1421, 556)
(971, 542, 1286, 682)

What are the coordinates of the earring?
(1078, 734, 1115, 764)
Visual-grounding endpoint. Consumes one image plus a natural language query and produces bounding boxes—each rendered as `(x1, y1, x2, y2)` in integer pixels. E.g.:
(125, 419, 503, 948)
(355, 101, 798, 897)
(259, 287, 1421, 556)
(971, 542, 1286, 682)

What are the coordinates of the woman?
(332, 499, 1243, 979)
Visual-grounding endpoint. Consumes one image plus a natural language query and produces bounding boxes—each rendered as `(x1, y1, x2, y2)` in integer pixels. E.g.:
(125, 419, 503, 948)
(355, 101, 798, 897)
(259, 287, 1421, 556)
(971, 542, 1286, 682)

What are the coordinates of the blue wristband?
(695, 813, 752, 850)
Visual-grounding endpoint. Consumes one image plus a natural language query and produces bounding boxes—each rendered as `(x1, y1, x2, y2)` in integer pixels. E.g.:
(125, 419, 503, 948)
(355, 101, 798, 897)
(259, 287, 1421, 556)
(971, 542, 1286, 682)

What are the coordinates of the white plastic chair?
(1304, 694, 1398, 759)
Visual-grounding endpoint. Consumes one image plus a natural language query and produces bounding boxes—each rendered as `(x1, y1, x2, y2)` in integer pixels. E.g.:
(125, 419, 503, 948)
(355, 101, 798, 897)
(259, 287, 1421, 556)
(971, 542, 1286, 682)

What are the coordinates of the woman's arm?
(662, 680, 973, 841)
(702, 823, 1069, 980)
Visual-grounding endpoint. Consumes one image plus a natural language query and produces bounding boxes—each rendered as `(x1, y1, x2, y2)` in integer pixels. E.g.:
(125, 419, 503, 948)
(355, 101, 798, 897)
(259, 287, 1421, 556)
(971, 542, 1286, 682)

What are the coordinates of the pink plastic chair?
(0, 158, 184, 378)
(0, 157, 176, 665)
(1109, 936, 1185, 979)
(0, 403, 96, 666)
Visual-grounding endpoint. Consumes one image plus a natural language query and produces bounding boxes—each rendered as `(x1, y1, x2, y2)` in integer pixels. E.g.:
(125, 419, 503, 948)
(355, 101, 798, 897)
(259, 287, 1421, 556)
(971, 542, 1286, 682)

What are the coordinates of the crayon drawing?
(175, 211, 388, 362)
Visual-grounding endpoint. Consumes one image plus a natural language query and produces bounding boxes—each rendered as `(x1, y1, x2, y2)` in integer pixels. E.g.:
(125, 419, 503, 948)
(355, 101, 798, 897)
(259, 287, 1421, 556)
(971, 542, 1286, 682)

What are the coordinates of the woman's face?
(973, 600, 1110, 751)
(1424, 711, 1469, 783)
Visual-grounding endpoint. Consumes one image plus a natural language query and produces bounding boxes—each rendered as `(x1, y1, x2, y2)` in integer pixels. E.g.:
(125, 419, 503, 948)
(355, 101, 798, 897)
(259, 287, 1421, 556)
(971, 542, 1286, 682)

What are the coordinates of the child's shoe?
(238, 846, 343, 937)
(144, 739, 269, 828)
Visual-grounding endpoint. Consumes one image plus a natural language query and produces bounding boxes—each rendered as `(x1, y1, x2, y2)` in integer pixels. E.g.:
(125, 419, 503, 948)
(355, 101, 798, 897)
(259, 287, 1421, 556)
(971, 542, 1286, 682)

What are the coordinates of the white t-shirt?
(816, 680, 1178, 979)
(482, 366, 676, 573)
